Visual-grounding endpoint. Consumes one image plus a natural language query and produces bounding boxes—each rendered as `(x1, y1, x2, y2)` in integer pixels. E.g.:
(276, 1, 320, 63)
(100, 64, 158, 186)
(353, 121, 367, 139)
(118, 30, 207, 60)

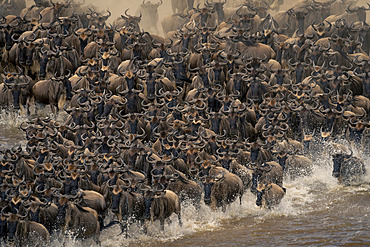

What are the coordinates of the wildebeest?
(137, 0, 163, 34)
(23, 196, 59, 233)
(332, 149, 366, 185)
(2, 211, 50, 246)
(161, 13, 189, 35)
(113, 9, 142, 32)
(229, 159, 253, 189)
(201, 172, 244, 211)
(109, 183, 145, 237)
(166, 171, 202, 205)
(32, 75, 70, 116)
(171, 0, 187, 14)
(256, 182, 286, 209)
(55, 194, 101, 245)
(1, 0, 370, 243)
(250, 161, 284, 194)
(0, 72, 32, 112)
(142, 185, 182, 231)
(280, 154, 314, 179)
(0, 0, 26, 16)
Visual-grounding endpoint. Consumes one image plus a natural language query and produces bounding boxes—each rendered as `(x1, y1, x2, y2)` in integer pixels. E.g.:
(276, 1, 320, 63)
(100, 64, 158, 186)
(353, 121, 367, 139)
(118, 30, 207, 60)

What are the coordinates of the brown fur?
(16, 220, 50, 246)
(256, 183, 285, 208)
(61, 201, 100, 243)
(149, 190, 181, 230)
(208, 172, 244, 211)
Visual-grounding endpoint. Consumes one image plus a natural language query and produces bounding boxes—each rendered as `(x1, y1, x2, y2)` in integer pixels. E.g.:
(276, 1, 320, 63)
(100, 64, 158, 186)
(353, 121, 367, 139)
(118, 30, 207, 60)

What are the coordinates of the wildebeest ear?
(214, 173, 224, 182)
(154, 191, 166, 197)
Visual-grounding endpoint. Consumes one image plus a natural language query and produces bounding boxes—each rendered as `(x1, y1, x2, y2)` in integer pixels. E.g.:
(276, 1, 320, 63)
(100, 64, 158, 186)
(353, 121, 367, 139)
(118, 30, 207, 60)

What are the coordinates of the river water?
(0, 111, 369, 247)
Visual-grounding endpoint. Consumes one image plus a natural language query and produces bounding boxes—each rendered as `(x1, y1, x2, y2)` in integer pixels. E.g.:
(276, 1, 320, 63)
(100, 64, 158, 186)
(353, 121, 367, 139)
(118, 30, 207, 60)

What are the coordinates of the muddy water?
(0, 112, 369, 247)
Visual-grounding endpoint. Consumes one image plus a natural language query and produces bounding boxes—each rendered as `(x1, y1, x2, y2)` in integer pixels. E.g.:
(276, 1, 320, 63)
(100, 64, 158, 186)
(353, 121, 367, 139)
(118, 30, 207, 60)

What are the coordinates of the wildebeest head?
(55, 190, 82, 224)
(286, 8, 309, 34)
(2, 207, 27, 242)
(38, 48, 55, 79)
(4, 27, 15, 51)
(109, 179, 131, 213)
(3, 73, 30, 109)
(25, 43, 36, 66)
(6, 214, 19, 241)
(250, 163, 272, 193)
(346, 3, 370, 23)
(110, 186, 122, 213)
(140, 0, 163, 11)
(256, 182, 268, 206)
(141, 184, 165, 219)
(201, 173, 224, 205)
(332, 150, 353, 178)
(120, 9, 142, 32)
(205, 0, 226, 22)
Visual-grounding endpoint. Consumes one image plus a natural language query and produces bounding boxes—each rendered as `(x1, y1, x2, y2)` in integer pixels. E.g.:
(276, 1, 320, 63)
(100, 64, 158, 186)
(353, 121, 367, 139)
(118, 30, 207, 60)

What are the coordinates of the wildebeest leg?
(125, 221, 130, 238)
(26, 102, 30, 115)
(118, 219, 130, 238)
(160, 218, 165, 231)
(221, 204, 227, 213)
(60, 234, 67, 246)
(98, 216, 104, 231)
(93, 235, 101, 246)
(142, 220, 148, 234)
(177, 213, 183, 227)
(50, 102, 58, 119)
(166, 218, 172, 225)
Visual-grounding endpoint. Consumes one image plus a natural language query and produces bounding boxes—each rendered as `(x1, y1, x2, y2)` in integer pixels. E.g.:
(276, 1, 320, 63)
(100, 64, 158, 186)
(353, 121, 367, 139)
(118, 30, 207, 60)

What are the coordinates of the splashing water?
(42, 152, 369, 247)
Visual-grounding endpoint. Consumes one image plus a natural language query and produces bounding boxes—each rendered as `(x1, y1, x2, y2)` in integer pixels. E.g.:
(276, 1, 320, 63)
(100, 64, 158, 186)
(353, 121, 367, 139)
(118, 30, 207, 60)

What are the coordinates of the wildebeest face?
(0, 190, 6, 201)
(202, 177, 214, 205)
(79, 38, 88, 52)
(63, 78, 72, 100)
(0, 216, 7, 238)
(89, 170, 99, 185)
(250, 171, 262, 194)
(277, 155, 287, 171)
(111, 192, 121, 213)
(295, 66, 304, 83)
(332, 154, 344, 178)
(202, 50, 211, 65)
(10, 84, 22, 109)
(144, 191, 154, 219)
(256, 190, 264, 206)
(256, 183, 266, 207)
(56, 203, 68, 226)
(146, 79, 155, 96)
(4, 29, 14, 51)
(18, 45, 27, 65)
(7, 219, 17, 241)
(25, 45, 35, 66)
(39, 55, 49, 79)
(29, 208, 40, 222)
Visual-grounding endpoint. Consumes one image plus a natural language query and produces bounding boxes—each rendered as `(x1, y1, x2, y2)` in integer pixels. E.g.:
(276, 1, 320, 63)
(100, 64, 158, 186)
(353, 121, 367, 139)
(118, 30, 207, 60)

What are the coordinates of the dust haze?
(26, 0, 370, 36)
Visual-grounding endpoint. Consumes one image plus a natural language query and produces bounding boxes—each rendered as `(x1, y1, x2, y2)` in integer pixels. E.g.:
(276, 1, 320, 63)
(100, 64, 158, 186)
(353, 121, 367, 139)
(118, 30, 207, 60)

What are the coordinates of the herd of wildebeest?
(0, 0, 369, 245)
